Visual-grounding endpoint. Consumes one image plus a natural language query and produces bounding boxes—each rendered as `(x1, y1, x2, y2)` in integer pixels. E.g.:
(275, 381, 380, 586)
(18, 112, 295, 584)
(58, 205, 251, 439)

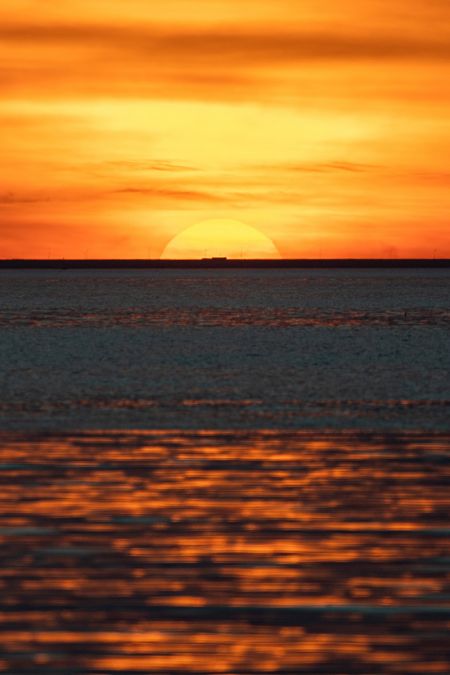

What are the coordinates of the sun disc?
(160, 219, 280, 259)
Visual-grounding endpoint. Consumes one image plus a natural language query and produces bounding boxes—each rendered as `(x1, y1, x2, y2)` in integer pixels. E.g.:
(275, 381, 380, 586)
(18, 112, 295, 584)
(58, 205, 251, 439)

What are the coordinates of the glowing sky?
(1, 0, 449, 258)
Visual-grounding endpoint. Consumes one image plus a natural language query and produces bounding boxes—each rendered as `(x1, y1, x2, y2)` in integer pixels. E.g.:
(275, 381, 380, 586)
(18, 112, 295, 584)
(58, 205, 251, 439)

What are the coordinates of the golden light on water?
(160, 219, 281, 259)
(0, 431, 448, 673)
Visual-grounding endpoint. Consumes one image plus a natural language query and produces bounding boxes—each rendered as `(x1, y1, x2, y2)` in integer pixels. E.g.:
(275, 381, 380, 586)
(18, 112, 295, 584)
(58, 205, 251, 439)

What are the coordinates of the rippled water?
(1, 269, 449, 430)
(1, 270, 449, 672)
(0, 431, 449, 674)
(1, 307, 450, 328)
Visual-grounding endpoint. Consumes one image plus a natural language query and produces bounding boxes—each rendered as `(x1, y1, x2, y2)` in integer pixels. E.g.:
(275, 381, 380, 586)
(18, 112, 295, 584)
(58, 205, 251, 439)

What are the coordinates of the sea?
(0, 268, 449, 673)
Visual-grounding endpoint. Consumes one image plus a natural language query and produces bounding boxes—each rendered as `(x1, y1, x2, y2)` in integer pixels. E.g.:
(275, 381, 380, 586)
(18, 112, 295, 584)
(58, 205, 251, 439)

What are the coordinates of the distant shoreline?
(0, 259, 449, 269)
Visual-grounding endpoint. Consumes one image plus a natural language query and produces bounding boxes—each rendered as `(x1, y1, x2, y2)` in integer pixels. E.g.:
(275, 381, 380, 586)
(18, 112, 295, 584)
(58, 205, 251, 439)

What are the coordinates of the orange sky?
(1, 0, 449, 258)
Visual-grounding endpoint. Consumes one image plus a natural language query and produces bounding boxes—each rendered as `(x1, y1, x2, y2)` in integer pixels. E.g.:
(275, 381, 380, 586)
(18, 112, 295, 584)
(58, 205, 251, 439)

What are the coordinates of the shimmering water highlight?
(0, 431, 449, 673)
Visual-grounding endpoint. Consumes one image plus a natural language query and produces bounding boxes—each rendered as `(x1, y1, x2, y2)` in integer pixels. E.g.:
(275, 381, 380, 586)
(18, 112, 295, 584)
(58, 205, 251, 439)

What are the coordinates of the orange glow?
(0, 1, 449, 258)
(161, 219, 281, 258)
(0, 431, 448, 672)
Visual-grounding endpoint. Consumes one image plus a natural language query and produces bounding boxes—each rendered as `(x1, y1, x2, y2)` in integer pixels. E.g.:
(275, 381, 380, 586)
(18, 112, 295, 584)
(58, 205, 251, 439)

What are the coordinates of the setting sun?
(160, 219, 281, 259)
(0, 0, 449, 259)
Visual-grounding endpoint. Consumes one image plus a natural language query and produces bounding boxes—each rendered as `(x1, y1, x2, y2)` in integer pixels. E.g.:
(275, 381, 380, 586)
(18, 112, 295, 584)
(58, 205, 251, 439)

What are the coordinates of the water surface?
(0, 431, 449, 673)
(0, 269, 449, 430)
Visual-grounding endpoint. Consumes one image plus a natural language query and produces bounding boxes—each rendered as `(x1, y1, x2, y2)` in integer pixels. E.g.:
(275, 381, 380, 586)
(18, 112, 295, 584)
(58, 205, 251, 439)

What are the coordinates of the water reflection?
(1, 306, 449, 328)
(0, 431, 449, 673)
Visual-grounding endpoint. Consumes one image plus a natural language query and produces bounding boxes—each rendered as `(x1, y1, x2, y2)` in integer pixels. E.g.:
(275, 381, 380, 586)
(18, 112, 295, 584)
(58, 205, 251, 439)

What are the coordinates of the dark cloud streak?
(0, 191, 51, 205)
(104, 160, 197, 172)
(2, 23, 450, 63)
(251, 161, 381, 174)
(113, 186, 225, 202)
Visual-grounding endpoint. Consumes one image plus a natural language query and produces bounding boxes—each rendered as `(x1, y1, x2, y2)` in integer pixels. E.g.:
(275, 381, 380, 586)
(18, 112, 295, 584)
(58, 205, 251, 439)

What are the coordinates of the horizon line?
(1, 257, 449, 269)
(2, 256, 450, 261)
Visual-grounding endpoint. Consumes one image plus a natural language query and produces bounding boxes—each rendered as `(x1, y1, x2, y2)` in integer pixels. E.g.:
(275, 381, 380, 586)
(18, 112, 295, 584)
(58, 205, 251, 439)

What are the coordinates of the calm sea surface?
(0, 268, 449, 430)
(0, 270, 449, 673)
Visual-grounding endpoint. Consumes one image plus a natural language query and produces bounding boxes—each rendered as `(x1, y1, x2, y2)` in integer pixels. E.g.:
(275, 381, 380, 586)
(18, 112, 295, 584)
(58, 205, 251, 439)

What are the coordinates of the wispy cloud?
(2, 21, 448, 103)
(2, 23, 450, 63)
(251, 161, 381, 174)
(0, 191, 51, 205)
(103, 160, 197, 173)
(112, 186, 226, 203)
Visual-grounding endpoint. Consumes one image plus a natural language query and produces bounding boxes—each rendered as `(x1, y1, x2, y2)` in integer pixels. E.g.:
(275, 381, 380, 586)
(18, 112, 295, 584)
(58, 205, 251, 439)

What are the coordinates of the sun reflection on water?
(0, 431, 449, 673)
